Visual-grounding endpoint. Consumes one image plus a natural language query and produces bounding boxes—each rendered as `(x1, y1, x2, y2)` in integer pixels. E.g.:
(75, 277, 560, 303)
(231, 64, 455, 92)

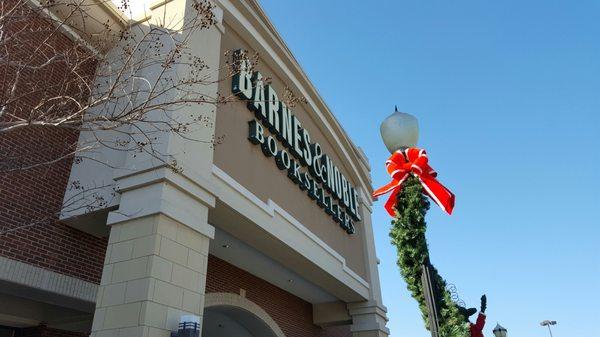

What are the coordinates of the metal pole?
(421, 259, 440, 337)
(546, 325, 554, 337)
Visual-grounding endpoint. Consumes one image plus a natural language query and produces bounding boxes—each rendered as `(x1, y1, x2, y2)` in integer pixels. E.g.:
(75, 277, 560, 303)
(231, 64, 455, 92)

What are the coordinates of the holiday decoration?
(458, 295, 487, 337)
(375, 108, 473, 337)
(373, 148, 455, 217)
(387, 175, 469, 337)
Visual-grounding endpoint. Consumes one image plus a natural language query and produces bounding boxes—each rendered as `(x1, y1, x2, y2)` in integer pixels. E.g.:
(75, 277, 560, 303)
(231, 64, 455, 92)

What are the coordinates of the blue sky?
(258, 1, 599, 337)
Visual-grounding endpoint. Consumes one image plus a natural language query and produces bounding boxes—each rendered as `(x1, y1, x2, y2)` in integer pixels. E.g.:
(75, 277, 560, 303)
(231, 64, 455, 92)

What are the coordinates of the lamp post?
(376, 107, 463, 337)
(540, 320, 557, 337)
(381, 107, 440, 332)
(492, 323, 508, 337)
(381, 108, 443, 337)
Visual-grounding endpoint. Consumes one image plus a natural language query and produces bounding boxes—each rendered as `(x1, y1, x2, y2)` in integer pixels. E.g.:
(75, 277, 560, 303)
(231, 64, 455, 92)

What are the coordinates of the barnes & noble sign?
(232, 51, 360, 234)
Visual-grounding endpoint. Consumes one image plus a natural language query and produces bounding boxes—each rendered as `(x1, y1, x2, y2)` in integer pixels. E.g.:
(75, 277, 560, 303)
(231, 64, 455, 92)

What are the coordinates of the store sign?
(232, 51, 360, 234)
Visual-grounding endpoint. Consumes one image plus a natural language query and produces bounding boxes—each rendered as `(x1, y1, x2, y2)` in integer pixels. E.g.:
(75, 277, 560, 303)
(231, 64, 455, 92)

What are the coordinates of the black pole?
(421, 258, 440, 337)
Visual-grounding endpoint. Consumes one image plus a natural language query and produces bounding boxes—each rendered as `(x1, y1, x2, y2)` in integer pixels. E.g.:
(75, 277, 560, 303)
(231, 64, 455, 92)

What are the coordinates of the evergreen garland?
(389, 175, 469, 337)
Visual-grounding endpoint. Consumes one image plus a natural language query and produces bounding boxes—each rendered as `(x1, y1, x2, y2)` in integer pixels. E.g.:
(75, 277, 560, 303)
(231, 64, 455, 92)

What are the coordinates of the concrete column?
(91, 214, 212, 337)
(348, 301, 390, 337)
(89, 0, 224, 335)
(348, 188, 389, 337)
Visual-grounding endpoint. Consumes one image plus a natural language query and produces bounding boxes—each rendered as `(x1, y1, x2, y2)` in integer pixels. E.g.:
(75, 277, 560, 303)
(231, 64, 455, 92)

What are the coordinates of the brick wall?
(206, 255, 352, 337)
(0, 0, 107, 284)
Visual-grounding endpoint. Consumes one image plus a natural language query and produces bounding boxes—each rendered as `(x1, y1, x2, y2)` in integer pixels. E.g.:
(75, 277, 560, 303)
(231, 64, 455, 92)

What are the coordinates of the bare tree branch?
(0, 0, 254, 235)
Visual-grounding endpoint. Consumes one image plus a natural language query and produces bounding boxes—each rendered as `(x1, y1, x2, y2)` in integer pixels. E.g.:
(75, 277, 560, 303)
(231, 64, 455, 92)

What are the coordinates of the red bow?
(373, 148, 455, 216)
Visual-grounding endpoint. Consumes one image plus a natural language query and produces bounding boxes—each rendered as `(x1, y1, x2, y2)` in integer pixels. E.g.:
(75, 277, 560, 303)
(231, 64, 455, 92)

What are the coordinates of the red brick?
(0, 0, 106, 284)
(206, 255, 352, 337)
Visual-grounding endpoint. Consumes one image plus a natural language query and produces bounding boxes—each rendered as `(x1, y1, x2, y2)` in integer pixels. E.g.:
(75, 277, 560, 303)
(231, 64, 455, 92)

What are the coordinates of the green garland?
(389, 175, 469, 337)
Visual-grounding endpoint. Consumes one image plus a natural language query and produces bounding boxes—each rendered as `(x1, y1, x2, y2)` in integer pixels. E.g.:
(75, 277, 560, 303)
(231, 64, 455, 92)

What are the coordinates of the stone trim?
(26, 0, 103, 55)
(0, 255, 98, 303)
(347, 301, 390, 335)
(204, 292, 285, 337)
(212, 164, 370, 291)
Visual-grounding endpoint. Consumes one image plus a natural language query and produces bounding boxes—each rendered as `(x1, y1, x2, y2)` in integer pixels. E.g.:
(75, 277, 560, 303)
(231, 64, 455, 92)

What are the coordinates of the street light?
(380, 106, 419, 153)
(376, 106, 457, 336)
(540, 320, 557, 337)
(381, 107, 444, 337)
(492, 323, 508, 337)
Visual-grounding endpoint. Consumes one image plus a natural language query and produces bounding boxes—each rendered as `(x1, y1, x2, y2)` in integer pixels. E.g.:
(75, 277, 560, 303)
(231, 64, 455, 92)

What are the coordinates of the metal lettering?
(292, 115, 303, 160)
(333, 166, 342, 200)
(275, 149, 291, 170)
(261, 135, 277, 157)
(249, 72, 267, 121)
(265, 85, 280, 134)
(342, 176, 350, 208)
(300, 129, 312, 166)
(278, 103, 293, 147)
(308, 143, 323, 182)
(287, 160, 302, 184)
(248, 120, 264, 144)
(232, 51, 252, 99)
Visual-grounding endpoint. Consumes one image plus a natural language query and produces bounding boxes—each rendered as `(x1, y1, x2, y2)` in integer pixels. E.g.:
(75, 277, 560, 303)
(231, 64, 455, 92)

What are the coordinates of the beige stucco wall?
(213, 25, 368, 280)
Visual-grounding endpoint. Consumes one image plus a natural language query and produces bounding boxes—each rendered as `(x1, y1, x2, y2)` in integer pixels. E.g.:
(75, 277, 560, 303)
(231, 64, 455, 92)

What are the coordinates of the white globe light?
(380, 107, 419, 153)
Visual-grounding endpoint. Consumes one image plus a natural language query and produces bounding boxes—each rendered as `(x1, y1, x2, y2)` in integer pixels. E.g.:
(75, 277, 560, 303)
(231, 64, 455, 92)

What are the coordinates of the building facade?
(0, 1, 389, 337)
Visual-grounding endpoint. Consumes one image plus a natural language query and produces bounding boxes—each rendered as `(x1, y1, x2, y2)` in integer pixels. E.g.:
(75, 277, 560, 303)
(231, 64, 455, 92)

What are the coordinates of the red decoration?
(372, 148, 455, 216)
(470, 313, 486, 337)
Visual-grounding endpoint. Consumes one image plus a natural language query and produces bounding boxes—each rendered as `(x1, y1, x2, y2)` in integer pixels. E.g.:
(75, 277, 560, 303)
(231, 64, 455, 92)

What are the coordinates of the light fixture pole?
(372, 105, 462, 337)
(540, 320, 557, 337)
(381, 108, 442, 337)
(376, 107, 463, 337)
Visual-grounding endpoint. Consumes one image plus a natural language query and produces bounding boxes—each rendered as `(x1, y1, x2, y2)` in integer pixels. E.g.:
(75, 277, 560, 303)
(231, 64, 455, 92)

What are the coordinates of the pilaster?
(348, 189, 389, 337)
(89, 0, 226, 335)
(348, 300, 390, 337)
(91, 214, 212, 337)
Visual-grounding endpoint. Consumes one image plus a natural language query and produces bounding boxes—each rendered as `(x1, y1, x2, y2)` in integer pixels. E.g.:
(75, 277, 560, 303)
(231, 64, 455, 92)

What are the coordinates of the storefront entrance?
(202, 293, 284, 337)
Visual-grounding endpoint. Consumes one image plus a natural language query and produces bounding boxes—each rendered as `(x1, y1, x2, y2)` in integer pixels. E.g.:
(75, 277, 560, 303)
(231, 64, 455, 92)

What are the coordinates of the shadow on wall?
(202, 306, 278, 337)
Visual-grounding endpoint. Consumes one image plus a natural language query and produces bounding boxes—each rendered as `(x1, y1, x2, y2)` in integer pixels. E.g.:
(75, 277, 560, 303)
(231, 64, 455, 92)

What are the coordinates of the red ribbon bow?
(373, 147, 455, 216)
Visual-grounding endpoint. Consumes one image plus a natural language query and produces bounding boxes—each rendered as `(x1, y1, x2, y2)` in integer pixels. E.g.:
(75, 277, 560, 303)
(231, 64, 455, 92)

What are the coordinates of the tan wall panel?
(213, 26, 367, 280)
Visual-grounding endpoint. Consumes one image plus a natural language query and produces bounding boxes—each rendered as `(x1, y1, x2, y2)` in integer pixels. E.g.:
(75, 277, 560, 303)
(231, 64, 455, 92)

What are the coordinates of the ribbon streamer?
(373, 148, 455, 216)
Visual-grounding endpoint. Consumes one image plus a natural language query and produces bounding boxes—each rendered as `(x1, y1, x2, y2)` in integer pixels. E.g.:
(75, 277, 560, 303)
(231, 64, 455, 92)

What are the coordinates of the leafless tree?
(0, 0, 258, 234)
